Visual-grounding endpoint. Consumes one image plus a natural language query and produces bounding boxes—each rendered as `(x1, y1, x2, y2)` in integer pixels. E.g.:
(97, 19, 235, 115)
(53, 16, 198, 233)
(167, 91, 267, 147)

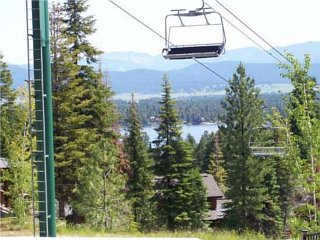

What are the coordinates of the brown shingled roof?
(201, 173, 224, 198)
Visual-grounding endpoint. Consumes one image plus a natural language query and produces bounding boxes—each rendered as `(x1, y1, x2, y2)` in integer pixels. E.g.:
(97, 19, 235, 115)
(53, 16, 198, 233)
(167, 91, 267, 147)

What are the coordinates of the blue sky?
(1, 0, 320, 64)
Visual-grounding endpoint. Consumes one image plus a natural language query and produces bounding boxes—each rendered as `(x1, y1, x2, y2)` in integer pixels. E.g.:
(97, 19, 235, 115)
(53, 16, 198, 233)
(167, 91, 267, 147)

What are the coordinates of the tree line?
(116, 93, 286, 126)
(0, 0, 319, 237)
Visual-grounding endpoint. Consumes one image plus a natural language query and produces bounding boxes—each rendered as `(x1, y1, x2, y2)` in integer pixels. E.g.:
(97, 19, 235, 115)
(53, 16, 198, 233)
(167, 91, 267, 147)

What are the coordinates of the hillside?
(8, 64, 28, 88)
(8, 41, 320, 99)
(109, 62, 320, 98)
(101, 41, 320, 71)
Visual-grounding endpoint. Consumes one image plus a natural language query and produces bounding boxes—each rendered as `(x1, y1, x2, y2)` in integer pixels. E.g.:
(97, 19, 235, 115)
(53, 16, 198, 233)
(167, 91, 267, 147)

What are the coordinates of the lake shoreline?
(141, 121, 221, 128)
(141, 123, 219, 143)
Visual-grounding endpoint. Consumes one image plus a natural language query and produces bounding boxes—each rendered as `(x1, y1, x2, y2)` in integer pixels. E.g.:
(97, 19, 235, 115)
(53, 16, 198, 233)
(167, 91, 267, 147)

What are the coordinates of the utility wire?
(108, 0, 229, 83)
(213, 0, 290, 63)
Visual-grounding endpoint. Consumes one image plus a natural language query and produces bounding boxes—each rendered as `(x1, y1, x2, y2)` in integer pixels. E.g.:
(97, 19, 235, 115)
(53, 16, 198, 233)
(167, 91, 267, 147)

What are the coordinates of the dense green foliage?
(50, 0, 130, 228)
(124, 94, 156, 231)
(153, 75, 208, 230)
(194, 130, 226, 189)
(219, 64, 282, 235)
(0, 53, 32, 225)
(2, 1, 320, 238)
(280, 54, 320, 227)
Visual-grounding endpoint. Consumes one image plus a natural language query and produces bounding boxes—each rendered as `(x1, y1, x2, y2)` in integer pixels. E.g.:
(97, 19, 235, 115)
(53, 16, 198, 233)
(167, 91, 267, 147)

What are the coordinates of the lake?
(142, 124, 219, 143)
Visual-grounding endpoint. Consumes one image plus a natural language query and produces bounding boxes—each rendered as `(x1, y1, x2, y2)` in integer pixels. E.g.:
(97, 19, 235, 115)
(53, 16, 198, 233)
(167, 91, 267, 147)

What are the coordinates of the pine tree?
(185, 133, 196, 157)
(0, 54, 32, 225)
(63, 0, 102, 65)
(124, 93, 156, 232)
(220, 63, 281, 233)
(194, 131, 210, 171)
(208, 130, 226, 189)
(153, 75, 207, 230)
(50, 1, 79, 218)
(50, 0, 129, 227)
(0, 52, 17, 161)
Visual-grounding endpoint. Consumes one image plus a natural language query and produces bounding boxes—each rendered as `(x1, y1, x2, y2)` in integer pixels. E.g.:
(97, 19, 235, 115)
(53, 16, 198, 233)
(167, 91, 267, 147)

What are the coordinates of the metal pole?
(41, 0, 56, 236)
(25, 0, 36, 236)
(32, 0, 56, 236)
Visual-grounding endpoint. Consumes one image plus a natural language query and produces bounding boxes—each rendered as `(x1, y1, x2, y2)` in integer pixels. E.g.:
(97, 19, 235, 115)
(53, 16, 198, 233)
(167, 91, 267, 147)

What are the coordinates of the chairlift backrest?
(162, 7, 226, 60)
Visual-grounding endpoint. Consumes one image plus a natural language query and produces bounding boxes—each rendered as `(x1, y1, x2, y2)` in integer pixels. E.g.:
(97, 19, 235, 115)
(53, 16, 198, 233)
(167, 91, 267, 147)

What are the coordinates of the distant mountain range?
(9, 41, 320, 99)
(109, 61, 320, 99)
(9, 65, 28, 88)
(100, 41, 320, 72)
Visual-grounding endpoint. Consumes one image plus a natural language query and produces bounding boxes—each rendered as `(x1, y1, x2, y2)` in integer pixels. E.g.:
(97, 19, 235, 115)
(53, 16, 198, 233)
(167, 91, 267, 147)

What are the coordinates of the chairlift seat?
(163, 44, 224, 60)
(250, 146, 286, 158)
(163, 7, 226, 60)
(249, 126, 289, 158)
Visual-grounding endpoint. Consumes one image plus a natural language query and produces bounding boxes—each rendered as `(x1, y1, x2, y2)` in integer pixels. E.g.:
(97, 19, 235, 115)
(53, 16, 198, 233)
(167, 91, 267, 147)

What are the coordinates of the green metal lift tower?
(27, 0, 56, 237)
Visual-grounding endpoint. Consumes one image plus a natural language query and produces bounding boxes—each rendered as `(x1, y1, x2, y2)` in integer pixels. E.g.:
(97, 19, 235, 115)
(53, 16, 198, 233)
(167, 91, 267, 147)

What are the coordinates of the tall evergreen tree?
(153, 75, 207, 230)
(63, 0, 102, 65)
(50, 0, 129, 227)
(220, 64, 281, 234)
(124, 93, 156, 232)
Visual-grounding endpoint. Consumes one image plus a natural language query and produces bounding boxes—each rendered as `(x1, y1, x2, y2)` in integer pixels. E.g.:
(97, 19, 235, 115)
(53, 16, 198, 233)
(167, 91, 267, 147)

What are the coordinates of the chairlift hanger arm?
(170, 9, 216, 17)
(197, 0, 205, 11)
(169, 9, 186, 26)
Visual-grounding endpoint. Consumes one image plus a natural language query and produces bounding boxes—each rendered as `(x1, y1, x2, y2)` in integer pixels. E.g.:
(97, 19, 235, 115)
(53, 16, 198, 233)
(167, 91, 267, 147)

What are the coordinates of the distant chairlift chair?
(162, 6, 226, 60)
(249, 126, 288, 157)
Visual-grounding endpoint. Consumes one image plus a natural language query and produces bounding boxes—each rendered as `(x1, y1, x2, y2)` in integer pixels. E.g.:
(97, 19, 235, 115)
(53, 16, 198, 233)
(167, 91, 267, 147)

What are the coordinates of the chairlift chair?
(249, 126, 288, 157)
(162, 6, 226, 60)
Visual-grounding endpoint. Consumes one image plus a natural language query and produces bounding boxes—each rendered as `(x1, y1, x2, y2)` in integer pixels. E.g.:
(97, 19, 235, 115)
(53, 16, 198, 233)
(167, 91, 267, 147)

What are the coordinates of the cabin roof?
(201, 173, 224, 198)
(154, 173, 224, 198)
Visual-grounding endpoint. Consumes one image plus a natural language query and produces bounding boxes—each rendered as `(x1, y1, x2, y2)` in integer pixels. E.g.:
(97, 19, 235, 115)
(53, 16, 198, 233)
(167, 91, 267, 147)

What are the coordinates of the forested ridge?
(116, 93, 286, 126)
(0, 0, 320, 238)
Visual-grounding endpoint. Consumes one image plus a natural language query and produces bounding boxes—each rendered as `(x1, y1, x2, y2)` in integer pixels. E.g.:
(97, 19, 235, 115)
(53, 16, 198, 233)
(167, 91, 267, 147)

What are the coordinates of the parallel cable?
(222, 15, 283, 63)
(192, 57, 228, 81)
(213, 0, 290, 63)
(205, 0, 290, 63)
(108, 0, 229, 83)
(110, 0, 290, 66)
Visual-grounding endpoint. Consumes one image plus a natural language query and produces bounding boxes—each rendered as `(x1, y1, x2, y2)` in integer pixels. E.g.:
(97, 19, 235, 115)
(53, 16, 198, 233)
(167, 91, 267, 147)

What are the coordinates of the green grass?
(0, 219, 279, 240)
(56, 224, 269, 240)
(0, 217, 34, 236)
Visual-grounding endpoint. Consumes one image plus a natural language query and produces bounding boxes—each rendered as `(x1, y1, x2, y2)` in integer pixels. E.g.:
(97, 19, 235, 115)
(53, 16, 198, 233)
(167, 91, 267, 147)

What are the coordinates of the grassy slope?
(1, 219, 269, 240)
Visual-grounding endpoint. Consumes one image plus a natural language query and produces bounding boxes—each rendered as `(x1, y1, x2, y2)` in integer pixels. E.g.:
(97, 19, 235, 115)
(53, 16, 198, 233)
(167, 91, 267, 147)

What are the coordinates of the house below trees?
(201, 173, 226, 224)
(154, 173, 226, 223)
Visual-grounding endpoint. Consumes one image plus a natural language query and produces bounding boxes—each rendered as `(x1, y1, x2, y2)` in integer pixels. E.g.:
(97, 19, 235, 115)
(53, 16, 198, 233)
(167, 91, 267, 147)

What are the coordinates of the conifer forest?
(0, 0, 320, 238)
